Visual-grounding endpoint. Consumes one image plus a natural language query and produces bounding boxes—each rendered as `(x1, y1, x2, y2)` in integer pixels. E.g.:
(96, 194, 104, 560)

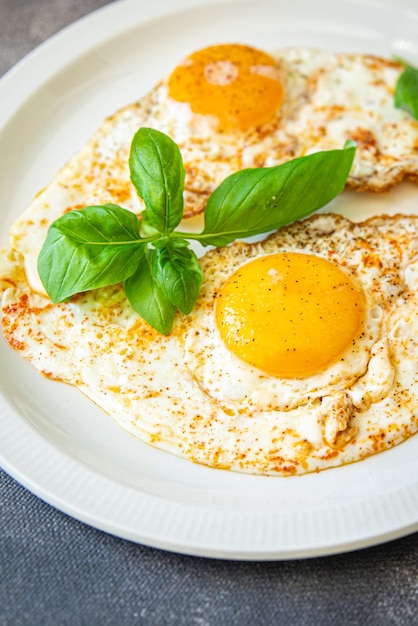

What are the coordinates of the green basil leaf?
(197, 141, 356, 247)
(139, 210, 160, 238)
(124, 247, 176, 335)
(152, 241, 203, 314)
(129, 127, 185, 234)
(38, 204, 144, 302)
(394, 60, 418, 120)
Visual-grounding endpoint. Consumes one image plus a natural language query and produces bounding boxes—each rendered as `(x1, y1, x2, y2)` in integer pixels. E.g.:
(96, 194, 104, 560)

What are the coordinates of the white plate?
(1, 0, 418, 560)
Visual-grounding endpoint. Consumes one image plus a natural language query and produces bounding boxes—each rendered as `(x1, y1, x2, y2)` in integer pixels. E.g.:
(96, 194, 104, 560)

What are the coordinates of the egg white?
(182, 250, 382, 413)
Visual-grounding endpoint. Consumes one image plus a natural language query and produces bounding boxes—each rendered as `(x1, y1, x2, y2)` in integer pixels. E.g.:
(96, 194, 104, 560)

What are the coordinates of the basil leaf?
(124, 247, 176, 335)
(197, 142, 356, 247)
(38, 204, 144, 302)
(394, 61, 418, 120)
(139, 210, 160, 238)
(129, 127, 185, 234)
(152, 241, 203, 314)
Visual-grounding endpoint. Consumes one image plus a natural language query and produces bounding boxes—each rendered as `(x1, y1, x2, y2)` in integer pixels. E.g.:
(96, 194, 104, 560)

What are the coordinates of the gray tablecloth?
(1, 2, 418, 624)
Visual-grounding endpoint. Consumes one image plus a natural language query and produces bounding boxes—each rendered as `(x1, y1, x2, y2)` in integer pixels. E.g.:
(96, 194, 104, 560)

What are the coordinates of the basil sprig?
(394, 57, 418, 120)
(38, 127, 356, 334)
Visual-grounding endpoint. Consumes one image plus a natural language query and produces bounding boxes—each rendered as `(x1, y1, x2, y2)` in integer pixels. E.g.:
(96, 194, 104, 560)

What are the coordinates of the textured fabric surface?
(0, 0, 115, 76)
(1, 1, 418, 624)
(2, 468, 418, 626)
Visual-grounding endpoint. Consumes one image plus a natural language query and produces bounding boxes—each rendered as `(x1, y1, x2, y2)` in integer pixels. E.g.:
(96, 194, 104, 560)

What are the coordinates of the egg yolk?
(215, 253, 365, 378)
(167, 44, 284, 132)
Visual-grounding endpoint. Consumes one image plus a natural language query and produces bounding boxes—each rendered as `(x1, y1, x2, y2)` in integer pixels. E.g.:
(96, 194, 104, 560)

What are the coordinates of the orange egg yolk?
(167, 44, 284, 132)
(215, 253, 365, 378)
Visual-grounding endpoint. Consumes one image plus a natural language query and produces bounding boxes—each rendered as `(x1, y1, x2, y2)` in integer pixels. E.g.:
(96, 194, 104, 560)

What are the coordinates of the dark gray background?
(1, 1, 418, 624)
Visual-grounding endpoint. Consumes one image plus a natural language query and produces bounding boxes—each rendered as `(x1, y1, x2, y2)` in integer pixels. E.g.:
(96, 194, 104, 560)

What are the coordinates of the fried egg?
(8, 45, 418, 295)
(1, 213, 417, 476)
